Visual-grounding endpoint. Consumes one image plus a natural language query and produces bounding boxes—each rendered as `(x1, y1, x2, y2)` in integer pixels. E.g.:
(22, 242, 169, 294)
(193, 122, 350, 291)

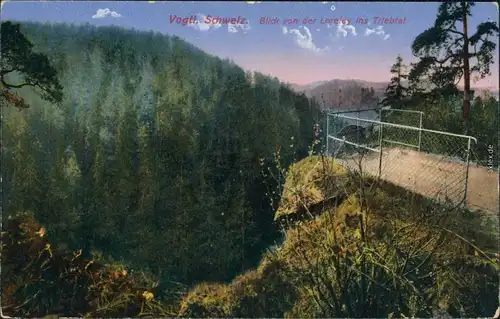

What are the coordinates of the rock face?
(274, 155, 350, 221)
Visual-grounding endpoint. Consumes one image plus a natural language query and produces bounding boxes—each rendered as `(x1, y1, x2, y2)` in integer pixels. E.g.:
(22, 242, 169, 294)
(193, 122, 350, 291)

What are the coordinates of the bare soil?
(339, 147, 498, 214)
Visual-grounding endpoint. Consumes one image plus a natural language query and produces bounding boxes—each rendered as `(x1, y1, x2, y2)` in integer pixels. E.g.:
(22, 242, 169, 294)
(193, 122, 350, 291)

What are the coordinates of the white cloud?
(188, 13, 222, 32)
(364, 26, 390, 40)
(92, 8, 122, 19)
(336, 20, 357, 37)
(285, 26, 327, 53)
(282, 26, 288, 34)
(228, 21, 251, 33)
(365, 28, 375, 36)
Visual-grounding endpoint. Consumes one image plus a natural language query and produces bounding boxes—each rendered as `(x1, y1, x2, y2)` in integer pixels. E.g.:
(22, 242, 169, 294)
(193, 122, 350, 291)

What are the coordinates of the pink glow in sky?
(234, 53, 499, 88)
(233, 53, 396, 85)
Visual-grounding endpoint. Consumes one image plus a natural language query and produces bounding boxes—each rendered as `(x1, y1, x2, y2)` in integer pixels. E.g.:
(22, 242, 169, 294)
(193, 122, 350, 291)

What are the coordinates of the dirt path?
(339, 148, 498, 214)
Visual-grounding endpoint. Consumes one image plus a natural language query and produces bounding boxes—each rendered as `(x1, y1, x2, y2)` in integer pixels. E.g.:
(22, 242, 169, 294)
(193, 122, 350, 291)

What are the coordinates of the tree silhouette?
(1, 21, 63, 108)
(381, 55, 408, 109)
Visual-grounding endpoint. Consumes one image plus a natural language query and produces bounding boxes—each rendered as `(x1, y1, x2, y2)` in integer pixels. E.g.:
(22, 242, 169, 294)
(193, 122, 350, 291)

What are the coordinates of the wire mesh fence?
(380, 109, 424, 128)
(325, 110, 487, 211)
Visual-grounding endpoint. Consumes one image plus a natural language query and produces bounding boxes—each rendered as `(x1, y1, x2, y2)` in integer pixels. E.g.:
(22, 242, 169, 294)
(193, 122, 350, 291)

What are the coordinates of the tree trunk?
(462, 1, 471, 133)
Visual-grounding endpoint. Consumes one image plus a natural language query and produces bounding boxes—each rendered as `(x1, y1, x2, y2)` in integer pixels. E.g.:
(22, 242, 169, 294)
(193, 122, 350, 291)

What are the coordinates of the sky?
(1, 1, 499, 89)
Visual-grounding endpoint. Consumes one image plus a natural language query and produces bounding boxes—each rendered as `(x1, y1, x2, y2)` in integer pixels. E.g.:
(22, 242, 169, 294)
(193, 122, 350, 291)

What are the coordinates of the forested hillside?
(2, 22, 321, 286)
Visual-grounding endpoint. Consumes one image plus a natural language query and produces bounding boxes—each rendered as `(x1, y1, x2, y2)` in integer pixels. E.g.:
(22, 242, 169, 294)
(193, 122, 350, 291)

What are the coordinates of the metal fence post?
(418, 112, 423, 152)
(463, 137, 472, 207)
(326, 112, 330, 156)
(378, 108, 384, 179)
(333, 115, 337, 158)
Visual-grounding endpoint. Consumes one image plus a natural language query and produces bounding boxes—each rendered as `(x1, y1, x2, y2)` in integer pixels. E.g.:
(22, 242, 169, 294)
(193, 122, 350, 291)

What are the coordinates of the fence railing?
(380, 109, 424, 151)
(325, 110, 479, 209)
(325, 107, 425, 151)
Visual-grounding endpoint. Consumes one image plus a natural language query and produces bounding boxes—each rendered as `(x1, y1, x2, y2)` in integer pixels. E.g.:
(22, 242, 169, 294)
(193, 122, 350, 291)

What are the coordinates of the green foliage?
(409, 2, 498, 96)
(280, 157, 498, 317)
(274, 155, 349, 220)
(2, 21, 321, 288)
(3, 135, 497, 318)
(172, 155, 499, 318)
(0, 21, 63, 106)
(177, 258, 296, 318)
(468, 94, 499, 167)
(387, 2, 498, 166)
(403, 92, 498, 166)
(1, 213, 177, 317)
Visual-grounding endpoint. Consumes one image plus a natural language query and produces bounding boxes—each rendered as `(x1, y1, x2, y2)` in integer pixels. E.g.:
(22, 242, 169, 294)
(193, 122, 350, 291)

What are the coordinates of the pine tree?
(126, 124, 157, 264)
(110, 100, 138, 256)
(381, 55, 409, 109)
(6, 115, 42, 213)
(410, 2, 499, 127)
(45, 148, 82, 246)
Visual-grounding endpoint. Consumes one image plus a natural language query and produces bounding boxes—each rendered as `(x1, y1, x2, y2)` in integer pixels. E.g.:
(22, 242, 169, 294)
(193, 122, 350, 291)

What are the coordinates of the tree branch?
(434, 53, 462, 65)
(0, 76, 29, 89)
(443, 27, 465, 37)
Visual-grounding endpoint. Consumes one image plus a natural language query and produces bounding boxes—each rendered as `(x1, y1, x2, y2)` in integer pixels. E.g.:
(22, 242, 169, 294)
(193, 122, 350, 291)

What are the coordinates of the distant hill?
(288, 79, 387, 110)
(289, 79, 500, 109)
(290, 80, 330, 92)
